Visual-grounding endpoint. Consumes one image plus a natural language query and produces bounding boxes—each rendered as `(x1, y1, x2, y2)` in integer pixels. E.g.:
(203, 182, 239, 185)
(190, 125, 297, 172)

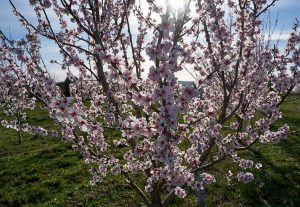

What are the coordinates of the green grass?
(0, 96, 299, 207)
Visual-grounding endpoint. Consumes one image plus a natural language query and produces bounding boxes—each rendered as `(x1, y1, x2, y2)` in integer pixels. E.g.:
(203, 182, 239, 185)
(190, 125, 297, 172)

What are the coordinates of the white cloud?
(265, 31, 291, 41)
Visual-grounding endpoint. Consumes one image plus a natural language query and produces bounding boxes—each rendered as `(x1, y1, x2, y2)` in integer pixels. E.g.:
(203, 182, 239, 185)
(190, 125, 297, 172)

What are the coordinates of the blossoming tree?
(0, 36, 54, 142)
(1, 0, 299, 206)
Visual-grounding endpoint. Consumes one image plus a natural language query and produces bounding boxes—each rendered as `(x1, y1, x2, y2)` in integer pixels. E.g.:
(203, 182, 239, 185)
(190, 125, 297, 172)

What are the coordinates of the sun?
(157, 0, 188, 11)
(168, 0, 186, 10)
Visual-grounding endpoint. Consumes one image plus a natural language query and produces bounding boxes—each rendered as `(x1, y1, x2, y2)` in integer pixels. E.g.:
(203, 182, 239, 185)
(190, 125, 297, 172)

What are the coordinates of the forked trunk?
(150, 187, 162, 207)
(150, 203, 162, 207)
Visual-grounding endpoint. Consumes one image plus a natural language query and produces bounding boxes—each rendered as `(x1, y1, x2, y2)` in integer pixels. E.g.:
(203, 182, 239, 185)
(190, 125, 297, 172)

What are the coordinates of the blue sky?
(0, 0, 299, 81)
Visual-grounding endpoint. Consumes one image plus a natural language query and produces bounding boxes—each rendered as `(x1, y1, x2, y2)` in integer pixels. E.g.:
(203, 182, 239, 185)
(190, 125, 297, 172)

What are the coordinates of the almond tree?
(0, 66, 34, 143)
(0, 32, 57, 142)
(1, 0, 299, 206)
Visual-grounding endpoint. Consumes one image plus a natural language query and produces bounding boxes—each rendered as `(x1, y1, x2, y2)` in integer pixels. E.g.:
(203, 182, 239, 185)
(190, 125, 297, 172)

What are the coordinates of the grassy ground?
(0, 97, 299, 207)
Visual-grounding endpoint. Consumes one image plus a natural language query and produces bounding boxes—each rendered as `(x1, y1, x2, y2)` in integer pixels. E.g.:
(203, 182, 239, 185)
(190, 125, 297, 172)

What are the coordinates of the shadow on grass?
(236, 145, 300, 207)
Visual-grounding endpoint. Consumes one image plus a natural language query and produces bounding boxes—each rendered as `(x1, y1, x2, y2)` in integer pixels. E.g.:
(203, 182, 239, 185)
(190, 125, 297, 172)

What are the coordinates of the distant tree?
(1, 0, 299, 206)
(0, 60, 51, 142)
(63, 77, 71, 97)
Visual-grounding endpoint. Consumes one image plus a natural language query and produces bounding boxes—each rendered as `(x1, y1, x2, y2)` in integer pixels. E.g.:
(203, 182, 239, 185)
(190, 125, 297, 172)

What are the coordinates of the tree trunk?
(150, 204, 162, 207)
(196, 144, 205, 207)
(17, 113, 22, 143)
(150, 186, 162, 207)
(17, 130, 22, 144)
(196, 170, 205, 207)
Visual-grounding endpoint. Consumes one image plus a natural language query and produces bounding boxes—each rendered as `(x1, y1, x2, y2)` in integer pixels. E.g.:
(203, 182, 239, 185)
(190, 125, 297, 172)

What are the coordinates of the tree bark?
(17, 130, 22, 144)
(150, 186, 162, 207)
(17, 114, 22, 143)
(196, 170, 205, 207)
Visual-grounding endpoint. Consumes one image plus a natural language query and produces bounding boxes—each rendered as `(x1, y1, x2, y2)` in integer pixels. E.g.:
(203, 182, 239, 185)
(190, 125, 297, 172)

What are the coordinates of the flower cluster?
(237, 172, 255, 183)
